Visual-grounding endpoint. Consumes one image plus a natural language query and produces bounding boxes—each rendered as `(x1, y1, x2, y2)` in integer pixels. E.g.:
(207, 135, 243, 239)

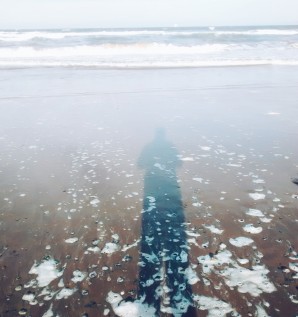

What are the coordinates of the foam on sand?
(192, 295, 237, 317)
(184, 266, 200, 285)
(229, 236, 254, 247)
(22, 292, 38, 305)
(256, 304, 270, 317)
(243, 224, 263, 234)
(56, 287, 77, 299)
(101, 242, 120, 254)
(28, 257, 64, 288)
(222, 265, 276, 296)
(42, 304, 54, 317)
(249, 193, 265, 200)
(65, 237, 79, 243)
(71, 270, 87, 283)
(198, 244, 276, 297)
(203, 224, 224, 235)
(246, 209, 265, 217)
(106, 291, 156, 317)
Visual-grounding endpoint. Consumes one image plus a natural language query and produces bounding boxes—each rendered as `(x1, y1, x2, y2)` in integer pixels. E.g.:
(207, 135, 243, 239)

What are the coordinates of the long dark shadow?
(138, 129, 196, 316)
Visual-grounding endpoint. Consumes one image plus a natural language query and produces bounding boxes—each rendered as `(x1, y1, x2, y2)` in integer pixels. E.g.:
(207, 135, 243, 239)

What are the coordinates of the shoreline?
(1, 63, 298, 71)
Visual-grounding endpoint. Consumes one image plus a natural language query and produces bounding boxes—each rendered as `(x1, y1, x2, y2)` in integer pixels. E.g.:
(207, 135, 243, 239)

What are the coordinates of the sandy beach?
(0, 66, 298, 316)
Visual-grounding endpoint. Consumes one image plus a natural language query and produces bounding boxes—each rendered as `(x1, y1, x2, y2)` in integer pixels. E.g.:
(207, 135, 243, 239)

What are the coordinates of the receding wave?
(0, 43, 229, 57)
(1, 28, 298, 42)
(215, 29, 298, 36)
(0, 30, 211, 42)
(1, 59, 298, 69)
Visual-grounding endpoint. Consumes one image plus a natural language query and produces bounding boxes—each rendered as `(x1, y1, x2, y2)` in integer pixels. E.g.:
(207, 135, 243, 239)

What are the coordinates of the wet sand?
(0, 66, 298, 316)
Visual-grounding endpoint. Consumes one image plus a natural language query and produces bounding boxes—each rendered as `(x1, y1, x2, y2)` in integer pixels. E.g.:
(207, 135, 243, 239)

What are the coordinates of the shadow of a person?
(137, 129, 196, 316)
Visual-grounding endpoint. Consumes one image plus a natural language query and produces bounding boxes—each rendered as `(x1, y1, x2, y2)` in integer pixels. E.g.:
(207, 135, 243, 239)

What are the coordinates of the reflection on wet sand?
(138, 129, 196, 316)
(1, 67, 298, 316)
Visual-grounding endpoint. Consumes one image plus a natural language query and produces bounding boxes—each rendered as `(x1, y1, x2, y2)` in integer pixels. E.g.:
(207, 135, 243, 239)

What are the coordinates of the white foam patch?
(200, 146, 211, 151)
(256, 304, 270, 317)
(29, 258, 64, 287)
(71, 270, 87, 283)
(192, 177, 204, 183)
(58, 279, 64, 287)
(229, 237, 254, 247)
(87, 246, 101, 253)
(203, 224, 224, 235)
(184, 267, 200, 285)
(246, 209, 265, 217)
(180, 157, 194, 161)
(198, 249, 232, 274)
(42, 304, 54, 317)
(145, 196, 156, 212)
(56, 287, 77, 299)
(160, 298, 191, 316)
(65, 237, 78, 243)
(198, 245, 276, 297)
(122, 239, 140, 252)
(112, 234, 120, 242)
(22, 293, 38, 305)
(253, 179, 265, 184)
(90, 198, 100, 206)
(267, 112, 280, 115)
(186, 230, 200, 238)
(289, 262, 298, 272)
(222, 265, 276, 296)
(192, 295, 237, 317)
(106, 291, 156, 317)
(226, 163, 241, 167)
(289, 294, 298, 304)
(104, 308, 110, 316)
(154, 163, 165, 170)
(243, 224, 263, 234)
(187, 238, 200, 247)
(237, 258, 249, 265)
(101, 242, 120, 254)
(260, 217, 272, 223)
(249, 193, 265, 200)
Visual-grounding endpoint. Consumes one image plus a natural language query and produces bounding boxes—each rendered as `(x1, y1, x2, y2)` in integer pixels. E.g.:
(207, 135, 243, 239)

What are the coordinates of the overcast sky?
(0, 0, 297, 29)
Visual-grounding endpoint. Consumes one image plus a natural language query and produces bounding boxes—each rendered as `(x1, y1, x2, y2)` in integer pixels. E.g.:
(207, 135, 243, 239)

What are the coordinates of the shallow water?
(0, 66, 298, 316)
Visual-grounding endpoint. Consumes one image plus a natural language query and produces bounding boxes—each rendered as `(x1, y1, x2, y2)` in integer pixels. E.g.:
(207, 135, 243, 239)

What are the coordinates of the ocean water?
(0, 25, 298, 68)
